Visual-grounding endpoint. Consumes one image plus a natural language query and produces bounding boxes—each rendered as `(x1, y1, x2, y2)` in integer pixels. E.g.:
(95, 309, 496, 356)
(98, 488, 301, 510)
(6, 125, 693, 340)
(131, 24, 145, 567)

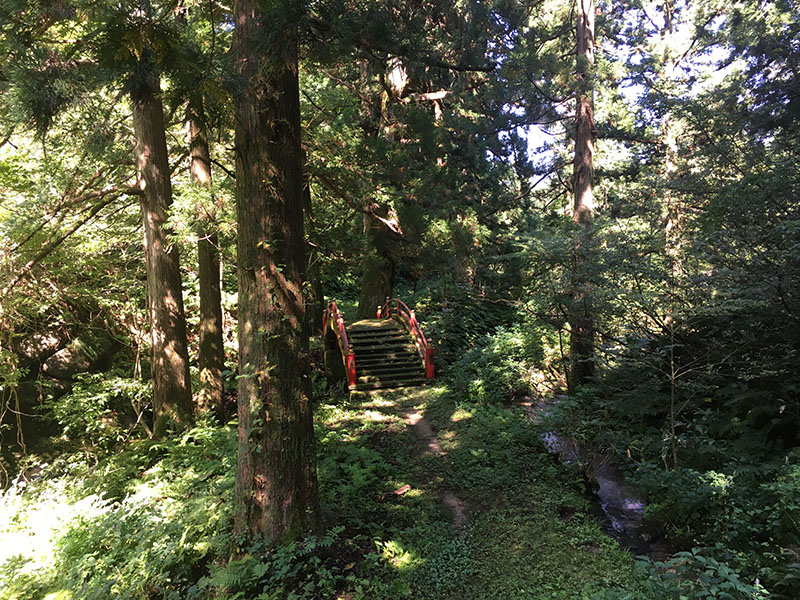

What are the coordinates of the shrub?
(414, 283, 517, 367)
(447, 323, 544, 404)
(0, 425, 236, 600)
(43, 371, 151, 451)
(593, 550, 770, 600)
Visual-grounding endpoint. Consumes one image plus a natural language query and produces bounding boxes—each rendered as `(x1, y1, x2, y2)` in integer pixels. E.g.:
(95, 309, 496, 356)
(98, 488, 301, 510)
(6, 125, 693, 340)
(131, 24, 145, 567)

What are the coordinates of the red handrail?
(377, 298, 434, 379)
(323, 300, 357, 389)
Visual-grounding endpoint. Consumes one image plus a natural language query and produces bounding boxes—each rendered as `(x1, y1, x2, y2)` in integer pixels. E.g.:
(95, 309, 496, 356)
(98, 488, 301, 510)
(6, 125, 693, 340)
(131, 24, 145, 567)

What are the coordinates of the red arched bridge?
(323, 298, 434, 391)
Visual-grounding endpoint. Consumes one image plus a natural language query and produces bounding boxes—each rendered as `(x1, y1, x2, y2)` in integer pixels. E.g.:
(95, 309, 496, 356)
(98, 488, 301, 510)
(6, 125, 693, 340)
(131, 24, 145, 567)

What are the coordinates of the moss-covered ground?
(315, 385, 639, 599)
(0, 382, 643, 599)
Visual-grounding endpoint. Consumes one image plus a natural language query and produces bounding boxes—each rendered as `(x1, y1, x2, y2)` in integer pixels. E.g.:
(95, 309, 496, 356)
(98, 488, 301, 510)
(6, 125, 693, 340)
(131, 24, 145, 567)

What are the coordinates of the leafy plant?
(594, 550, 770, 600)
(43, 371, 151, 451)
(447, 322, 544, 404)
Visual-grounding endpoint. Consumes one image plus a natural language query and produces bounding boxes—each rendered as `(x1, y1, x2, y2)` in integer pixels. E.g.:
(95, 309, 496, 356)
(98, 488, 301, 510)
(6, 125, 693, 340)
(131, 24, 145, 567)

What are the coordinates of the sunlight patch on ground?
(438, 430, 460, 452)
(362, 397, 396, 409)
(450, 407, 474, 422)
(362, 409, 395, 422)
(379, 539, 423, 571)
(127, 474, 172, 503)
(0, 480, 105, 580)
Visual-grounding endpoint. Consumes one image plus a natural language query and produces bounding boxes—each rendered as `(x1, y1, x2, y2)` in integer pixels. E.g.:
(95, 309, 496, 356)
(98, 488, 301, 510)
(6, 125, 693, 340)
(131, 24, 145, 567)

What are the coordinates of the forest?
(0, 0, 798, 598)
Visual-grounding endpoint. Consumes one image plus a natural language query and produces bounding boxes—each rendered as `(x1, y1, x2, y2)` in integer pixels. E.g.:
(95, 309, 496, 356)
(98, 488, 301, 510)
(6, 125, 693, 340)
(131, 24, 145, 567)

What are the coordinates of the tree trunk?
(232, 0, 320, 545)
(569, 0, 596, 391)
(356, 208, 398, 319)
(131, 71, 194, 437)
(355, 60, 400, 319)
(663, 117, 684, 280)
(663, 0, 674, 35)
(188, 98, 226, 423)
(302, 163, 324, 335)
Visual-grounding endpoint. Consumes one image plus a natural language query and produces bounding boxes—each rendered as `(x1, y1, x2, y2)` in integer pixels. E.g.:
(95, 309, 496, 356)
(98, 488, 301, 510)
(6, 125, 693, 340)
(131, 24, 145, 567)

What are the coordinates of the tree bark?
(569, 0, 596, 391)
(354, 60, 400, 319)
(356, 208, 398, 319)
(232, 0, 320, 545)
(131, 70, 194, 437)
(302, 162, 325, 335)
(188, 98, 226, 423)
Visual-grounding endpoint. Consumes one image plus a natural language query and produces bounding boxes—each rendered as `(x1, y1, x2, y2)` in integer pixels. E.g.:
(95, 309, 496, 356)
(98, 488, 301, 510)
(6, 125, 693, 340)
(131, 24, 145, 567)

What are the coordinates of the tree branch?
(3, 186, 142, 295)
(210, 158, 236, 180)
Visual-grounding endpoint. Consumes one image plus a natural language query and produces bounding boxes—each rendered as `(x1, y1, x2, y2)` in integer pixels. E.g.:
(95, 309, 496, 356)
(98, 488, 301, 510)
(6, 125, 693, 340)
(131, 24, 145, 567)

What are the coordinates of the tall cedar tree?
(569, 0, 596, 390)
(131, 55, 194, 436)
(354, 60, 401, 319)
(0, 1, 196, 435)
(187, 98, 225, 422)
(232, 0, 320, 543)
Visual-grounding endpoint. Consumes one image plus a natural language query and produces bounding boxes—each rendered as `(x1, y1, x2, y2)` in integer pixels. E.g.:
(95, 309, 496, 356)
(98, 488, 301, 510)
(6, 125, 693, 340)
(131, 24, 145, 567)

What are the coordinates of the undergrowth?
(4, 342, 777, 600)
(540, 320, 800, 599)
(1, 380, 646, 600)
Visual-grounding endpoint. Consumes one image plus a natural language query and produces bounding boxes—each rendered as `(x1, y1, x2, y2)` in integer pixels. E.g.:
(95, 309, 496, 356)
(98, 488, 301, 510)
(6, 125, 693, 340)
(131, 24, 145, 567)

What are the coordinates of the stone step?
(356, 352, 420, 364)
(349, 332, 408, 343)
(340, 317, 430, 391)
(355, 342, 417, 352)
(356, 356, 421, 367)
(356, 377, 429, 390)
(358, 364, 424, 376)
(347, 319, 399, 332)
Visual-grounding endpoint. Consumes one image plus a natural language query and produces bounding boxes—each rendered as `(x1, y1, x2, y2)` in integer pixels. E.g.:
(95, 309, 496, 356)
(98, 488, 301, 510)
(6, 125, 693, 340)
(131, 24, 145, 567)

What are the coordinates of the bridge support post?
(346, 352, 357, 389)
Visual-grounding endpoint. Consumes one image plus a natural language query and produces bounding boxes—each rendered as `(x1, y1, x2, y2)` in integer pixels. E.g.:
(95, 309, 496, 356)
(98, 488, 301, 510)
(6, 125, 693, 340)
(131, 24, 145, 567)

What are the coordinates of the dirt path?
(401, 407, 468, 531)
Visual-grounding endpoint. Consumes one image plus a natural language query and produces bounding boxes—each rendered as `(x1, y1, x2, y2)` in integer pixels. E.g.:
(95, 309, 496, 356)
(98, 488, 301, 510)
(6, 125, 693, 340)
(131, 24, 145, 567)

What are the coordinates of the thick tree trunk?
(232, 0, 320, 545)
(188, 99, 225, 422)
(573, 0, 595, 228)
(569, 0, 596, 391)
(356, 209, 397, 319)
(131, 72, 194, 437)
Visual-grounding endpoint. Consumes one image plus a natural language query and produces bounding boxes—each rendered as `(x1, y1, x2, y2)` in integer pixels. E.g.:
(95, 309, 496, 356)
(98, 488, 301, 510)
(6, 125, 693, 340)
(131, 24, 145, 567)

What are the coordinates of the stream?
(526, 401, 668, 557)
(540, 431, 655, 554)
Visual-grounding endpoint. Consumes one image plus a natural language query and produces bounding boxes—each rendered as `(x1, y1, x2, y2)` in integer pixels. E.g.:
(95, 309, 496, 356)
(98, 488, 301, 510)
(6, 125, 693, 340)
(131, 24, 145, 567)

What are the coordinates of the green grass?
(1, 381, 644, 599)
(315, 385, 641, 599)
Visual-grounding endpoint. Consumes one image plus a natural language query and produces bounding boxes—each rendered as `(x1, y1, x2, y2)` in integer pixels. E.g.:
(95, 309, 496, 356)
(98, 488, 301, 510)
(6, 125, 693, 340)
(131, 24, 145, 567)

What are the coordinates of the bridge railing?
(377, 298, 434, 379)
(323, 300, 356, 388)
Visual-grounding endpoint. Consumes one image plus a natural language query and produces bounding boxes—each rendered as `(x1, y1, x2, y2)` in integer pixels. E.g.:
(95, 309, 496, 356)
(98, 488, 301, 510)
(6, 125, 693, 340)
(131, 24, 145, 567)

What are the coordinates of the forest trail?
(400, 405, 469, 531)
(333, 384, 639, 598)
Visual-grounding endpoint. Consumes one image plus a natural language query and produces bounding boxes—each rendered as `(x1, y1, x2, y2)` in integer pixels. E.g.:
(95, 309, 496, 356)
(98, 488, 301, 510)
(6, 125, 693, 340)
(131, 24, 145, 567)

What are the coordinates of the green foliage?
(543, 331, 800, 598)
(0, 425, 236, 600)
(2, 1, 800, 599)
(447, 322, 545, 403)
(313, 385, 642, 599)
(417, 536, 473, 596)
(414, 283, 518, 366)
(2, 378, 641, 600)
(594, 550, 770, 600)
(317, 431, 393, 528)
(192, 527, 409, 600)
(430, 401, 549, 498)
(44, 372, 151, 451)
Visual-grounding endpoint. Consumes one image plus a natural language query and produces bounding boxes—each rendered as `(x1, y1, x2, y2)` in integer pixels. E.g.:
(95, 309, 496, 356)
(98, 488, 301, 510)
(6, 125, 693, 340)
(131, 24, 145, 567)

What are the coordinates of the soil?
(401, 407, 468, 531)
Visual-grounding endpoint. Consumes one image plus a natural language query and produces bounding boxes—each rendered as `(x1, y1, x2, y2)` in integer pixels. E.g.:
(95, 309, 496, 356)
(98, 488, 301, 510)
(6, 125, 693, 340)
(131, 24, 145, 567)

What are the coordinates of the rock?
(12, 381, 45, 410)
(41, 329, 114, 379)
(11, 379, 72, 410)
(14, 329, 70, 364)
